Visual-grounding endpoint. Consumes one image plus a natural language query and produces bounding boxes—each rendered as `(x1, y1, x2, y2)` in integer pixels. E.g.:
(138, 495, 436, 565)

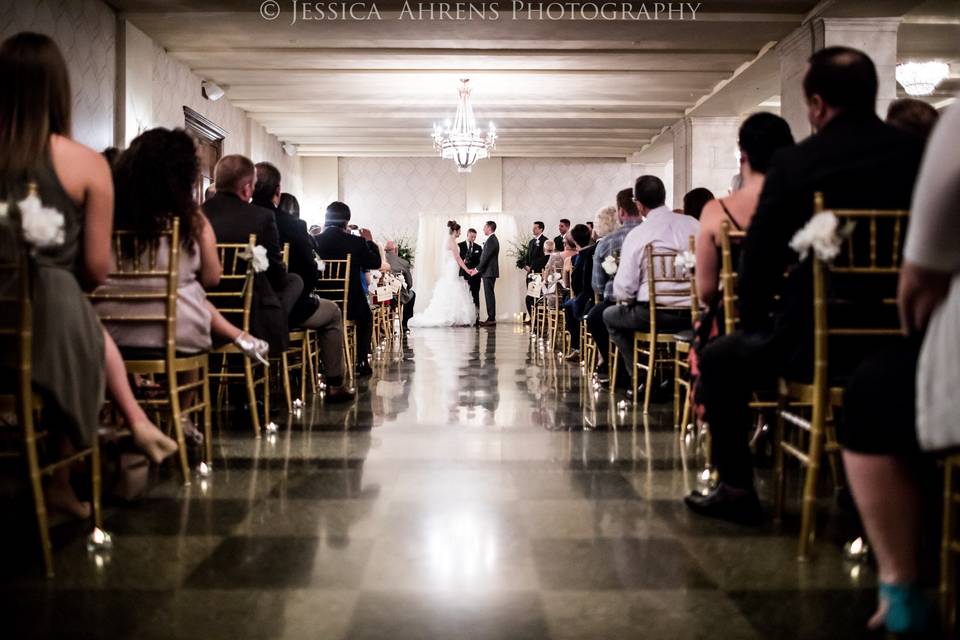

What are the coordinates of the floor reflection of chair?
(207, 236, 269, 437)
(0, 250, 103, 577)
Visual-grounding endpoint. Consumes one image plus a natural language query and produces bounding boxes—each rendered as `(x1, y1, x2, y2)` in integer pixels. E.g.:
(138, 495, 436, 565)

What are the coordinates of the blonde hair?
(543, 239, 556, 253)
(594, 205, 619, 238)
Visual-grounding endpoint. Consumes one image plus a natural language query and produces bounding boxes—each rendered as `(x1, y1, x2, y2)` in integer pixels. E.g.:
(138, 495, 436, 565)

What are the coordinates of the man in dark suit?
(459, 228, 483, 320)
(312, 201, 383, 377)
(477, 221, 500, 326)
(251, 163, 353, 401)
(563, 224, 596, 358)
(523, 221, 549, 322)
(553, 218, 570, 254)
(685, 47, 925, 524)
(203, 154, 302, 353)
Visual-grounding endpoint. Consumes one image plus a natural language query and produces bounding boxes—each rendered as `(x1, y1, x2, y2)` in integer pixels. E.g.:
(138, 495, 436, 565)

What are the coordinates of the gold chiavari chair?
(673, 235, 699, 431)
(89, 219, 211, 482)
(630, 244, 697, 413)
(207, 236, 270, 436)
(314, 256, 354, 377)
(719, 221, 747, 336)
(775, 192, 909, 560)
(277, 243, 316, 412)
(0, 247, 103, 577)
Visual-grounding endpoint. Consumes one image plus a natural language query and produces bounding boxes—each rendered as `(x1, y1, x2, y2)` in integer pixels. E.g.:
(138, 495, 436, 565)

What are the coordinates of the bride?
(409, 220, 478, 328)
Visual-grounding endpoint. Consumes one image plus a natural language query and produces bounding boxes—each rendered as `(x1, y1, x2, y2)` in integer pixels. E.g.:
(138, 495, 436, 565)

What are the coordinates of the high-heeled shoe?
(234, 332, 269, 365)
(876, 582, 931, 634)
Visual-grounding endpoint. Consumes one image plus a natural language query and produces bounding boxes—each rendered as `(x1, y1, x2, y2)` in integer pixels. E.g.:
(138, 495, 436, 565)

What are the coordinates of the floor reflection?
(2, 326, 876, 640)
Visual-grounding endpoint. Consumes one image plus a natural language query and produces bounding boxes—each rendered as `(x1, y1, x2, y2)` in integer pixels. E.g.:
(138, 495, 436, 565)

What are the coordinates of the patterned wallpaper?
(0, 0, 116, 152)
(502, 158, 634, 235)
(337, 156, 634, 249)
(339, 157, 468, 245)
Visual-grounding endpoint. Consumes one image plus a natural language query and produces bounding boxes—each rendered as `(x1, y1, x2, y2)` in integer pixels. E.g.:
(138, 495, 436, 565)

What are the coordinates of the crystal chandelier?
(433, 79, 497, 173)
(896, 61, 949, 96)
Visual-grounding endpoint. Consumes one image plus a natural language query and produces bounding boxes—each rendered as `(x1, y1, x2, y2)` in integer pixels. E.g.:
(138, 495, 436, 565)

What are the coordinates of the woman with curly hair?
(93, 128, 269, 443)
(95, 127, 268, 358)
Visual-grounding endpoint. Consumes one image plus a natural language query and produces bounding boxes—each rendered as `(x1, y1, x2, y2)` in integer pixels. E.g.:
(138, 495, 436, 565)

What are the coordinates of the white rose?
(789, 211, 850, 263)
(674, 250, 696, 275)
(18, 192, 65, 248)
(241, 244, 270, 273)
(316, 258, 326, 272)
(601, 254, 618, 275)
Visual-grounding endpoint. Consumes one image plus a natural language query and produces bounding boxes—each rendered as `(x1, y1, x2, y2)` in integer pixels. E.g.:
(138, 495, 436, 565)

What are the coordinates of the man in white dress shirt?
(603, 175, 700, 382)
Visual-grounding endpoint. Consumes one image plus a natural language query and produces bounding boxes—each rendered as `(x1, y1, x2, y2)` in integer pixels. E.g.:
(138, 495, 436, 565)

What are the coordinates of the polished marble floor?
(3, 326, 881, 639)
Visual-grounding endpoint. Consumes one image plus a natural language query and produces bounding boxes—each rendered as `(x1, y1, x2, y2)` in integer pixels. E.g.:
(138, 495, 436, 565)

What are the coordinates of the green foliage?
(394, 236, 415, 266)
(506, 237, 530, 270)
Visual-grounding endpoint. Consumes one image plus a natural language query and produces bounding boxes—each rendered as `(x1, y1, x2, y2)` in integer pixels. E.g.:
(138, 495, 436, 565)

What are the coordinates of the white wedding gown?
(409, 236, 477, 328)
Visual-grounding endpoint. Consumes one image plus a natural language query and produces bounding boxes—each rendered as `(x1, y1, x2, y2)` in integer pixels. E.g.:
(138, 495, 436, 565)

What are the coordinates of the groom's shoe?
(480, 320, 497, 327)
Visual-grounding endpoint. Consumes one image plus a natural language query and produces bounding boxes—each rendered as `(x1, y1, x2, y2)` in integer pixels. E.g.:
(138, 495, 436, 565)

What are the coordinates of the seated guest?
(587, 189, 641, 382)
(542, 237, 576, 303)
(384, 240, 415, 331)
(685, 47, 925, 524)
(603, 175, 700, 382)
(682, 187, 714, 221)
(885, 97, 939, 140)
(95, 129, 271, 442)
(695, 113, 794, 306)
(278, 192, 301, 219)
(0, 33, 177, 519)
(563, 223, 597, 359)
(203, 155, 302, 353)
(251, 164, 354, 401)
(312, 202, 383, 377)
(838, 99, 960, 636)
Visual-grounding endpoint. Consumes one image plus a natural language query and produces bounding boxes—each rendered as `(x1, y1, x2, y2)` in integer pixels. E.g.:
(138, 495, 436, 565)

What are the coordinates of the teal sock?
(878, 582, 931, 634)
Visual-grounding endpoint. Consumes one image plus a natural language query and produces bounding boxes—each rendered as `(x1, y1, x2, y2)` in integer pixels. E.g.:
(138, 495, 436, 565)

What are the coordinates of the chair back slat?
(718, 221, 747, 335)
(810, 192, 910, 395)
(314, 256, 352, 319)
(87, 220, 181, 360)
(643, 243, 695, 336)
(208, 234, 256, 333)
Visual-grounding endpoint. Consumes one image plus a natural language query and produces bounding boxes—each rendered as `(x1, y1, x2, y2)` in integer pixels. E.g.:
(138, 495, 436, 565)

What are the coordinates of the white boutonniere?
(789, 211, 855, 263)
(601, 254, 618, 275)
(315, 257, 326, 272)
(240, 243, 269, 273)
(674, 250, 696, 275)
(18, 185, 65, 248)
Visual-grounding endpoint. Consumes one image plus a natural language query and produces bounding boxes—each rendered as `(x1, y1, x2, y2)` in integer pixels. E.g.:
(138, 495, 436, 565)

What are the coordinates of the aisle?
(6, 327, 876, 639)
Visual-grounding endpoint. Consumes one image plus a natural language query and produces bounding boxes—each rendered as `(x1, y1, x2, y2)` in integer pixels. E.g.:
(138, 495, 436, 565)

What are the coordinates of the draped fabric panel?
(413, 212, 524, 321)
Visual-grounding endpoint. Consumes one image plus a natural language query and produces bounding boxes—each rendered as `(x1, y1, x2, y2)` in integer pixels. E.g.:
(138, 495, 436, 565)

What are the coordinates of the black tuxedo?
(203, 191, 295, 353)
(255, 198, 320, 328)
(312, 226, 383, 366)
(525, 235, 549, 273)
(459, 239, 483, 312)
(699, 111, 924, 491)
(553, 234, 566, 254)
(524, 235, 549, 317)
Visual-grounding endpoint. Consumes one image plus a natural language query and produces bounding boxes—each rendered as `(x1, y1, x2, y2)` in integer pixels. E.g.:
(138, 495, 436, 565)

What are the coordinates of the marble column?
(776, 17, 901, 139)
(670, 117, 741, 209)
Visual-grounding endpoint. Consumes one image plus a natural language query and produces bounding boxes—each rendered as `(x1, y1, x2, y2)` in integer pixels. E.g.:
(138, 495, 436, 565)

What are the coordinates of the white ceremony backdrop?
(413, 212, 525, 321)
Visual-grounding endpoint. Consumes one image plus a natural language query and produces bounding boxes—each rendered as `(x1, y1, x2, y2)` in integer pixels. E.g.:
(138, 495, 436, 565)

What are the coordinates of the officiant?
(459, 228, 483, 321)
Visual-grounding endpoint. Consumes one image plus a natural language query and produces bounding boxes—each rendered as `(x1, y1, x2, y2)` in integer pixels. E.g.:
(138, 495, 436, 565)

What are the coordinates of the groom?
(477, 221, 500, 327)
